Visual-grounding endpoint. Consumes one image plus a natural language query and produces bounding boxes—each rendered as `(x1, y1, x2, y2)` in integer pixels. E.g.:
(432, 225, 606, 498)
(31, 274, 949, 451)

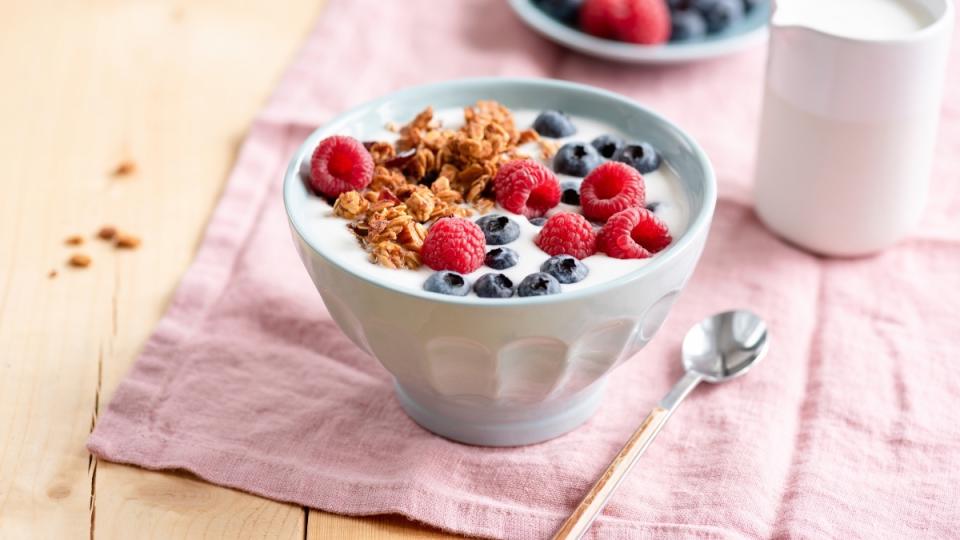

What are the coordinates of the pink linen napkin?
(88, 1, 960, 538)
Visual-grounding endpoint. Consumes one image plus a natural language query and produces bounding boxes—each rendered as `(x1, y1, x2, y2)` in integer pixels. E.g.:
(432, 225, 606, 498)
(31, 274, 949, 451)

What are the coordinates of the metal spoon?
(552, 310, 770, 540)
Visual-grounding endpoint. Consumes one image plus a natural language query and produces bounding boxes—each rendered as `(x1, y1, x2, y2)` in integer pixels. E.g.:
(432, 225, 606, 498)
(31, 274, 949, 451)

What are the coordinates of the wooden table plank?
(95, 467, 306, 539)
(309, 513, 461, 540)
(0, 1, 466, 537)
(0, 3, 126, 536)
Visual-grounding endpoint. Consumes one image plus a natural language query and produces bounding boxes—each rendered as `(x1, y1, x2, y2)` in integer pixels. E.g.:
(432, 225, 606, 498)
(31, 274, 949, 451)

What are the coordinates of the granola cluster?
(332, 101, 541, 270)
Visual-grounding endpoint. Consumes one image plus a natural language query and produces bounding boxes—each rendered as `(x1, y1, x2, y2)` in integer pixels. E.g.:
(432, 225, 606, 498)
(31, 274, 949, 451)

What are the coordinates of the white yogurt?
(301, 108, 690, 297)
(773, 0, 932, 40)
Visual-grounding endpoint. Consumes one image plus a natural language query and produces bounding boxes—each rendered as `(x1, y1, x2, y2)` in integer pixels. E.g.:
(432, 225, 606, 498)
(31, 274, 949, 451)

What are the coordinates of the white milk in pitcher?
(773, 0, 932, 39)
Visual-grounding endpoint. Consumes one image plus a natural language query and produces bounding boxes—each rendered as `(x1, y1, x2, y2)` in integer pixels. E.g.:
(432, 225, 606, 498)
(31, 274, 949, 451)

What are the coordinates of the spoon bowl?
(682, 310, 769, 383)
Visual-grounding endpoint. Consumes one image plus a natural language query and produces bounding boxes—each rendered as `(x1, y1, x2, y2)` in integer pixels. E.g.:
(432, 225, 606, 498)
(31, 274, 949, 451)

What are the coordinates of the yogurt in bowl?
(301, 105, 691, 298)
(284, 78, 716, 446)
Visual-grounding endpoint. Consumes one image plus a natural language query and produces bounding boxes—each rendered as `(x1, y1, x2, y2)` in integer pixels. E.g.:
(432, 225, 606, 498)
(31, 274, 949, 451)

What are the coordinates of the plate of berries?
(509, 0, 770, 64)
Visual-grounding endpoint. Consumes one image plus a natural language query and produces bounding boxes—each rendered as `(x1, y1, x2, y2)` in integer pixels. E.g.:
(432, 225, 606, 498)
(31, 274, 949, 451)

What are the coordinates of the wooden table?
(0, 1, 457, 537)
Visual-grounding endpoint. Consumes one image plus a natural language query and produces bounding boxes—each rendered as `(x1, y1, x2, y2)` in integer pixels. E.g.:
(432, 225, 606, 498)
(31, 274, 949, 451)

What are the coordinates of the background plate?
(508, 0, 770, 64)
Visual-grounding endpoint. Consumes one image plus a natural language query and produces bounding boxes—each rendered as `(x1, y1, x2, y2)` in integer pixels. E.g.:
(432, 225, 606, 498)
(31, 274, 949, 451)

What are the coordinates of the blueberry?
(419, 170, 439, 188)
(423, 271, 470, 296)
(485, 247, 519, 269)
(694, 0, 744, 33)
(554, 142, 601, 177)
(474, 273, 516, 298)
(533, 110, 577, 138)
(534, 0, 584, 25)
(670, 10, 708, 40)
(529, 217, 548, 227)
(475, 214, 520, 245)
(646, 201, 663, 213)
(590, 134, 625, 159)
(561, 181, 580, 205)
(540, 255, 589, 284)
(742, 0, 761, 13)
(667, 0, 691, 10)
(518, 272, 561, 297)
(614, 142, 662, 174)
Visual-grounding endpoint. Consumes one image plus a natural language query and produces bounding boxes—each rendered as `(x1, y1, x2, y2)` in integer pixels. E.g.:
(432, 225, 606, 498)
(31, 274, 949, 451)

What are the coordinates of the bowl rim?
(283, 77, 717, 307)
(506, 0, 770, 64)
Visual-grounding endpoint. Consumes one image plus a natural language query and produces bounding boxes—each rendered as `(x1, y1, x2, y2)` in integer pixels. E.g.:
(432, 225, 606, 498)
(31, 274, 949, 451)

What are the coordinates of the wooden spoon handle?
(552, 406, 671, 540)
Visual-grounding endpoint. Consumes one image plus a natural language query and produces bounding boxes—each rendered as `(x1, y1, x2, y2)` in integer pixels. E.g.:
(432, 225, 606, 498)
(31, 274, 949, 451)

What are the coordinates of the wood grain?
(309, 513, 460, 540)
(0, 0, 458, 537)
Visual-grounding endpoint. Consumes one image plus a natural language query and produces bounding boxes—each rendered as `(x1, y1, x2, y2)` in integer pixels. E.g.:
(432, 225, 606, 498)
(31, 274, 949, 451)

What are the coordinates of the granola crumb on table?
(115, 233, 141, 249)
(112, 159, 137, 177)
(331, 101, 540, 270)
(64, 235, 85, 246)
(97, 226, 117, 240)
(68, 253, 92, 268)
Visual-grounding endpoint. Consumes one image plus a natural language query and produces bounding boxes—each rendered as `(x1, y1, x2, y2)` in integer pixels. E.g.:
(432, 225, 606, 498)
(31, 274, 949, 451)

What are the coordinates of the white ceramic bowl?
(508, 0, 770, 64)
(284, 78, 716, 446)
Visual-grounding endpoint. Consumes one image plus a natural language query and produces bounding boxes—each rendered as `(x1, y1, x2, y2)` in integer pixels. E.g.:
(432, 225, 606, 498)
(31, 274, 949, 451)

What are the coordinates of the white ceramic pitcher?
(754, 0, 954, 256)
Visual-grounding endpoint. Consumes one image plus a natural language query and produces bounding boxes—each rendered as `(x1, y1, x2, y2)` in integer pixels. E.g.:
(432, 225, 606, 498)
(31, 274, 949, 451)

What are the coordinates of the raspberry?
(309, 135, 374, 198)
(580, 162, 646, 222)
(580, 0, 618, 38)
(494, 159, 561, 218)
(535, 212, 597, 259)
(580, 0, 671, 45)
(421, 218, 486, 274)
(620, 0, 671, 44)
(597, 207, 672, 259)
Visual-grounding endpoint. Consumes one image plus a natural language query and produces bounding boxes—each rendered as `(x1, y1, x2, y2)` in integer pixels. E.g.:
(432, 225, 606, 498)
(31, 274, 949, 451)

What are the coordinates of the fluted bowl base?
(395, 381, 607, 447)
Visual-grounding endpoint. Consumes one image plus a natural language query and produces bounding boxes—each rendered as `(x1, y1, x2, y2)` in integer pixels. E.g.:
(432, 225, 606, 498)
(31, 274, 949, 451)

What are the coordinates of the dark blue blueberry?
(670, 10, 708, 41)
(694, 0, 744, 33)
(667, 0, 691, 10)
(561, 181, 580, 205)
(518, 272, 561, 297)
(475, 214, 520, 245)
(533, 110, 577, 138)
(614, 142, 662, 174)
(485, 247, 519, 269)
(529, 217, 548, 227)
(474, 273, 516, 298)
(534, 0, 584, 25)
(742, 0, 761, 13)
(419, 170, 439, 187)
(590, 134, 625, 159)
(554, 142, 601, 177)
(646, 201, 663, 213)
(423, 271, 470, 296)
(540, 255, 589, 284)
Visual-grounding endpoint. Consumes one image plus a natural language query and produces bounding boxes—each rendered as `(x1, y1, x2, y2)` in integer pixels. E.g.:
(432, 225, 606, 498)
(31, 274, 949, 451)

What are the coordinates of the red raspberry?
(494, 159, 561, 218)
(580, 162, 646, 222)
(535, 212, 597, 259)
(597, 207, 672, 259)
(580, 0, 618, 38)
(421, 218, 486, 274)
(580, 0, 671, 45)
(309, 135, 374, 198)
(619, 0, 671, 44)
